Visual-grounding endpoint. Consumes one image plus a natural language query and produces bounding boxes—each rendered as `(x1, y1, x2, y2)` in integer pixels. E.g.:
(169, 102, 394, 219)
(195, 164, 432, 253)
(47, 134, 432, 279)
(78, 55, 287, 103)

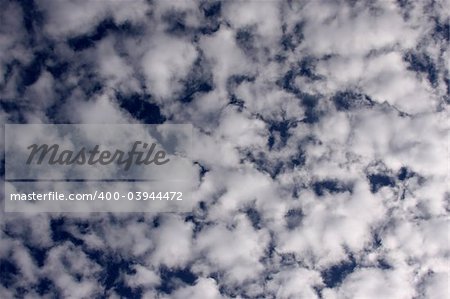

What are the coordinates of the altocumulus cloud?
(0, 0, 449, 298)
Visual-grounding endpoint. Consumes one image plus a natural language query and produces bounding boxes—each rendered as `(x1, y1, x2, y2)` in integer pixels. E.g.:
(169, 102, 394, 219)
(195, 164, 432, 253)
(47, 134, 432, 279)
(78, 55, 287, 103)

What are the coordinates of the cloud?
(322, 267, 416, 299)
(39, 0, 150, 38)
(194, 215, 270, 284)
(163, 278, 223, 299)
(1, 0, 448, 298)
(142, 34, 198, 99)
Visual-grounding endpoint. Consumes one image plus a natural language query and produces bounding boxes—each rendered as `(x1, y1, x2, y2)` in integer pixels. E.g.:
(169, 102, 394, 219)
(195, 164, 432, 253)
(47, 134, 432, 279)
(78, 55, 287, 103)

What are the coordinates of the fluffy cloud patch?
(1, 0, 448, 298)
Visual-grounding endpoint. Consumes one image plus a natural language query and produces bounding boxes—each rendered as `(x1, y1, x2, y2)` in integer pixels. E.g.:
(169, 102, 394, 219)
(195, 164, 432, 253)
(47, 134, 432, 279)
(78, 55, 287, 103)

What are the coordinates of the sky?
(0, 0, 449, 298)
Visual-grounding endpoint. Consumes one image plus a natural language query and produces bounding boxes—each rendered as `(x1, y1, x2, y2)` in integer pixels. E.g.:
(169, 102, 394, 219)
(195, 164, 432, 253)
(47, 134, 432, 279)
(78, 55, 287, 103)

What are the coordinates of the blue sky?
(1, 0, 449, 298)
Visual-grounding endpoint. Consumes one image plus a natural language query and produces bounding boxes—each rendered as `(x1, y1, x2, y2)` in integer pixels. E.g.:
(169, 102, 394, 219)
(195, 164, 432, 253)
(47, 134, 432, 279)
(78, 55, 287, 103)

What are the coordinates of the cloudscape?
(0, 0, 449, 298)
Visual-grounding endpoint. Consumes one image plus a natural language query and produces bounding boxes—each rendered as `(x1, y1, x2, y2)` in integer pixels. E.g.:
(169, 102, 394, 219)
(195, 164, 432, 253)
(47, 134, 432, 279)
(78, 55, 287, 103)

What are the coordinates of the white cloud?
(199, 27, 253, 96)
(164, 278, 223, 299)
(39, 0, 150, 38)
(149, 215, 194, 268)
(1, 0, 448, 297)
(194, 215, 270, 284)
(267, 268, 323, 299)
(142, 34, 198, 99)
(323, 267, 416, 299)
(124, 264, 160, 289)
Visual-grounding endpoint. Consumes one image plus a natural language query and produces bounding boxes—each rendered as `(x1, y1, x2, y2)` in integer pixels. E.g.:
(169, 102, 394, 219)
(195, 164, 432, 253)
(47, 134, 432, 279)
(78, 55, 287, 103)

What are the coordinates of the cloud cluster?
(1, 0, 449, 298)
